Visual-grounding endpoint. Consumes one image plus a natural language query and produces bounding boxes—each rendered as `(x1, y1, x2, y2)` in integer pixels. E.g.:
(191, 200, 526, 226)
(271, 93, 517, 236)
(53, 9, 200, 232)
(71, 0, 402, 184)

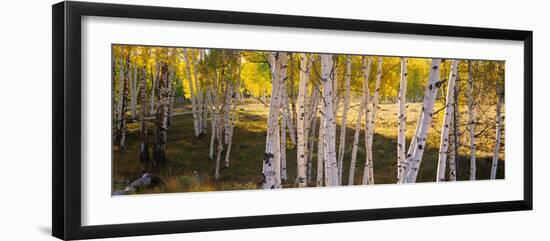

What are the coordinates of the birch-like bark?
(150, 63, 159, 115)
(119, 56, 131, 152)
(127, 64, 133, 119)
(399, 97, 424, 183)
(280, 113, 287, 182)
(223, 81, 233, 144)
(448, 114, 457, 181)
(214, 103, 223, 180)
(192, 49, 204, 135)
(183, 48, 200, 137)
(278, 55, 289, 181)
(296, 53, 310, 187)
(321, 54, 339, 186)
(397, 58, 408, 182)
(317, 99, 325, 187)
(467, 62, 477, 180)
(349, 57, 371, 185)
(282, 91, 297, 146)
(273, 120, 282, 188)
(208, 87, 217, 160)
(490, 90, 503, 179)
(139, 67, 149, 162)
(280, 61, 296, 147)
(133, 65, 138, 119)
(363, 57, 383, 185)
(309, 88, 321, 185)
(290, 55, 298, 141)
(129, 65, 137, 119)
(277, 54, 288, 183)
(403, 59, 442, 183)
(167, 67, 175, 127)
(337, 55, 351, 184)
(224, 105, 235, 168)
(306, 87, 320, 184)
(436, 60, 458, 181)
(362, 59, 373, 185)
(116, 57, 125, 135)
(152, 63, 170, 166)
(112, 57, 118, 141)
(262, 52, 284, 189)
(450, 68, 460, 181)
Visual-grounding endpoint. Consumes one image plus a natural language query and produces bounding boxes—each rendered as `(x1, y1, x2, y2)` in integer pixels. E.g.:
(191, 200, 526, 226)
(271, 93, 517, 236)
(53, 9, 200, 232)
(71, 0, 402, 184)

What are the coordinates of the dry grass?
(112, 99, 504, 194)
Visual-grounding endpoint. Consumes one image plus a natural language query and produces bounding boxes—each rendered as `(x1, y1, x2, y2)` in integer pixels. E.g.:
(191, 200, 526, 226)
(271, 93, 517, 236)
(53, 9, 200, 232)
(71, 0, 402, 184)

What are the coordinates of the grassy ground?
(112, 100, 504, 194)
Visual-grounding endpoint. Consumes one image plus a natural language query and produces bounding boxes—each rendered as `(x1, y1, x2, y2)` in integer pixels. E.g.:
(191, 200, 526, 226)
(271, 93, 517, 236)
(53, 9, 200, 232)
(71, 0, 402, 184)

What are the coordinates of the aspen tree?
(404, 59, 442, 183)
(363, 57, 383, 185)
(150, 62, 159, 115)
(349, 57, 371, 185)
(321, 54, 339, 186)
(262, 52, 284, 189)
(337, 55, 351, 184)
(467, 61, 477, 180)
(183, 48, 200, 137)
(296, 53, 310, 187)
(436, 60, 459, 181)
(139, 67, 149, 162)
(396, 58, 408, 182)
(152, 62, 170, 166)
(490, 86, 503, 179)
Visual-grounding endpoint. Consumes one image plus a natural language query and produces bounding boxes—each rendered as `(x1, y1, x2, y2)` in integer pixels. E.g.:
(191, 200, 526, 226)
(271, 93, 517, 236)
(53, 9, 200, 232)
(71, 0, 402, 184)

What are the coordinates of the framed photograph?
(52, 1, 532, 240)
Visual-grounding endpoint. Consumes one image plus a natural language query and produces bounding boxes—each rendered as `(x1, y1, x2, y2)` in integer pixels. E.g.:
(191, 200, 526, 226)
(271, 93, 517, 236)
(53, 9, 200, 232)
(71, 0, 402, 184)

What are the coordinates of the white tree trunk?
(363, 57, 382, 185)
(129, 64, 138, 119)
(224, 85, 235, 168)
(309, 88, 320, 185)
(399, 99, 424, 184)
(214, 105, 223, 180)
(127, 64, 133, 119)
(337, 55, 352, 184)
(223, 82, 233, 144)
(448, 114, 457, 181)
(200, 50, 209, 134)
(296, 53, 310, 187)
(208, 89, 216, 160)
(349, 57, 371, 185)
(119, 58, 131, 151)
(152, 63, 170, 165)
(362, 58, 373, 186)
(321, 54, 339, 186)
(139, 67, 149, 162)
(436, 60, 459, 182)
(192, 49, 204, 135)
(396, 58, 408, 182)
(273, 120, 282, 188)
(116, 58, 125, 134)
(490, 91, 503, 179)
(150, 63, 159, 115)
(278, 54, 288, 183)
(450, 69, 460, 181)
(167, 67, 175, 127)
(282, 91, 297, 146)
(262, 52, 284, 189)
(183, 48, 200, 137)
(467, 62, 477, 180)
(404, 58, 442, 183)
(281, 106, 288, 182)
(316, 109, 325, 187)
(307, 87, 320, 184)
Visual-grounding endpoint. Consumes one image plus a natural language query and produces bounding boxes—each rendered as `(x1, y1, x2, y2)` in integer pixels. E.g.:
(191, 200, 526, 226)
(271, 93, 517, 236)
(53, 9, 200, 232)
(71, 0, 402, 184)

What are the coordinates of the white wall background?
(0, 0, 546, 240)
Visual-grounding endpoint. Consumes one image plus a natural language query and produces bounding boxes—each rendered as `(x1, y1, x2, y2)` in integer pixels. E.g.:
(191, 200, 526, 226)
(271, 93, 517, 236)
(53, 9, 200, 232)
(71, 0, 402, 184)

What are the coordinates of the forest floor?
(112, 99, 505, 194)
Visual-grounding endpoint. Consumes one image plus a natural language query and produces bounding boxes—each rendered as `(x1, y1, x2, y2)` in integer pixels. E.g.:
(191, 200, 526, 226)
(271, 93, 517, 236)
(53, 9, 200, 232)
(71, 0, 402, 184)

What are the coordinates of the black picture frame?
(52, 1, 533, 240)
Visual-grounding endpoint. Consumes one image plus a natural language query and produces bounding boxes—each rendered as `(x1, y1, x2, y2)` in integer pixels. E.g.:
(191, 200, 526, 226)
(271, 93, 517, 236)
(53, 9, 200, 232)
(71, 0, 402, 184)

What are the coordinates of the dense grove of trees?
(112, 45, 505, 191)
